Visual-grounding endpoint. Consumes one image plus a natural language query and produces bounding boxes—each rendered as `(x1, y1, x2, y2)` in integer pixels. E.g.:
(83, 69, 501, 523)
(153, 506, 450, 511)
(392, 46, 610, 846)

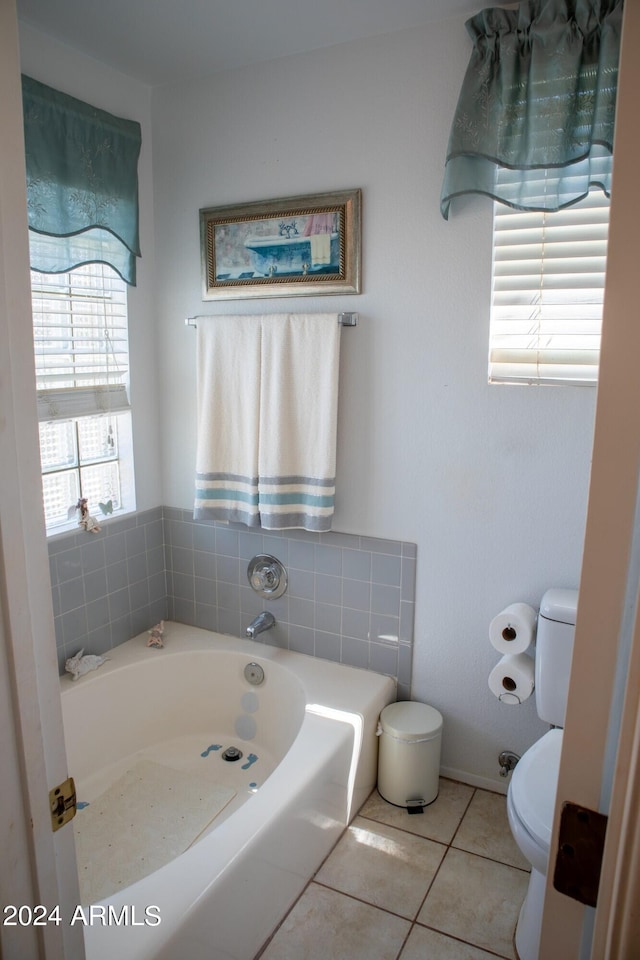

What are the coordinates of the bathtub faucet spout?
(246, 611, 276, 639)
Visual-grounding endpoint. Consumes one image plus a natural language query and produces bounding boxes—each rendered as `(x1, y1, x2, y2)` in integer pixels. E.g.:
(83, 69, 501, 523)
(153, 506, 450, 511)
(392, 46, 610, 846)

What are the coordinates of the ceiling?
(16, 0, 480, 87)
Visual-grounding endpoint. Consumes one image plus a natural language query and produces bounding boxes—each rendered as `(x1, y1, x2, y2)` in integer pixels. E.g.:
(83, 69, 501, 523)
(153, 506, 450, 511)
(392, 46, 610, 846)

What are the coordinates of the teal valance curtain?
(440, 0, 624, 220)
(22, 76, 142, 285)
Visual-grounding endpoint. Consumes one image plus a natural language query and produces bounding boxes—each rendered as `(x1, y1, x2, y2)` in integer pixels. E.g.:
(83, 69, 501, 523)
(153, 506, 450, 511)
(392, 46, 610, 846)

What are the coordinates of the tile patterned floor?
(257, 779, 530, 960)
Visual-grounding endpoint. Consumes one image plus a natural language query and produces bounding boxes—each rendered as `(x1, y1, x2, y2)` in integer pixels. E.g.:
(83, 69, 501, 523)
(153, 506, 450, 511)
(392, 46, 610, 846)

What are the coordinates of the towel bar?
(185, 312, 357, 328)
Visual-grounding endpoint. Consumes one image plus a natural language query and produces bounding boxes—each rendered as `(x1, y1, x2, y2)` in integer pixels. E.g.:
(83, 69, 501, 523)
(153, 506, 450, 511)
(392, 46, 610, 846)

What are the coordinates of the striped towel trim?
(194, 473, 336, 530)
(194, 472, 259, 524)
(258, 511, 334, 532)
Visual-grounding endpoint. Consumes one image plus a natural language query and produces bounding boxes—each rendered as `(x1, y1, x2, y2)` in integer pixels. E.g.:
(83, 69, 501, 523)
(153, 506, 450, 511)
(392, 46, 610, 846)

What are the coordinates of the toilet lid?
(510, 729, 563, 850)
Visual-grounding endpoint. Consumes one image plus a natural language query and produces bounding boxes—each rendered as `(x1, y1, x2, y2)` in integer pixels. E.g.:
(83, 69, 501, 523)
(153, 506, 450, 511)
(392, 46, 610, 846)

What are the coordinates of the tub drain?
(222, 746, 243, 762)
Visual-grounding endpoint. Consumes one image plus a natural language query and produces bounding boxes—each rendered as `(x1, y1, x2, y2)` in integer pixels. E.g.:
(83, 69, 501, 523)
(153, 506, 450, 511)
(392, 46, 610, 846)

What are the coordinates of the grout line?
(411, 920, 516, 960)
(393, 925, 413, 960)
(357, 788, 479, 854)
(449, 785, 477, 848)
(311, 878, 417, 923)
(252, 876, 318, 959)
(444, 787, 532, 874)
(405, 786, 478, 930)
(253, 783, 526, 959)
(449, 847, 531, 873)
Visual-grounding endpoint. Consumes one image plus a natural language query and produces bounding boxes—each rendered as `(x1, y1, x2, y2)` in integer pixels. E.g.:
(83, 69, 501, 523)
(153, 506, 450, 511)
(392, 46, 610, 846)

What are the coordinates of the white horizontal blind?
(490, 187, 610, 385)
(31, 263, 130, 420)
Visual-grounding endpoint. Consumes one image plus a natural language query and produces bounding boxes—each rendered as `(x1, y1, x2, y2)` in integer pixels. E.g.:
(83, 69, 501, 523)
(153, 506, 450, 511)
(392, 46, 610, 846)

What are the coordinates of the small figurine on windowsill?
(147, 621, 165, 648)
(73, 498, 101, 534)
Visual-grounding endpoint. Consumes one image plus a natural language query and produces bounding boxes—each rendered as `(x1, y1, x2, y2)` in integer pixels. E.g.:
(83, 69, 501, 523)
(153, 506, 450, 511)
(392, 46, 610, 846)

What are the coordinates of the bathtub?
(60, 622, 396, 960)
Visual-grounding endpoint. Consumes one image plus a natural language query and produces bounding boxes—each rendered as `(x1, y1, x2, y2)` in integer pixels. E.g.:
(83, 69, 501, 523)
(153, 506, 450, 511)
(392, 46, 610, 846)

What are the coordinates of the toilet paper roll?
(489, 602, 537, 655)
(488, 654, 535, 704)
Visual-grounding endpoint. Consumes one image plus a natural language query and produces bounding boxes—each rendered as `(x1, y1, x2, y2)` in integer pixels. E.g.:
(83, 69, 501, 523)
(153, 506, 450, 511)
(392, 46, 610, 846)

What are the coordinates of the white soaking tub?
(60, 622, 396, 960)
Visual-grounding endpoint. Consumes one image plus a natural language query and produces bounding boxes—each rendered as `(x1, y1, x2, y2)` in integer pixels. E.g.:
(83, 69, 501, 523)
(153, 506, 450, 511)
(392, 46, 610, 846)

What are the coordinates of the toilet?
(506, 588, 578, 960)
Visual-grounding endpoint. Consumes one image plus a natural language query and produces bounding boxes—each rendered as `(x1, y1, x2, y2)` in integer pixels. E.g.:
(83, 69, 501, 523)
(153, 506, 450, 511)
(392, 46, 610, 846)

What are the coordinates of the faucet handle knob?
(250, 564, 277, 592)
(247, 555, 288, 599)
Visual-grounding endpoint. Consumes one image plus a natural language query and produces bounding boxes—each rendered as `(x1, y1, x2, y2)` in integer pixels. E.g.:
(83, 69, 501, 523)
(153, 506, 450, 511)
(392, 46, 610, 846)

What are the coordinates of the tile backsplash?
(48, 507, 167, 674)
(49, 507, 416, 697)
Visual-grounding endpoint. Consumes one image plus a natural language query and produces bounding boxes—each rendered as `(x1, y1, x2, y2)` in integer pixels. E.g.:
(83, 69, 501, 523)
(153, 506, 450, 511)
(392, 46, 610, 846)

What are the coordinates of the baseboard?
(440, 765, 508, 796)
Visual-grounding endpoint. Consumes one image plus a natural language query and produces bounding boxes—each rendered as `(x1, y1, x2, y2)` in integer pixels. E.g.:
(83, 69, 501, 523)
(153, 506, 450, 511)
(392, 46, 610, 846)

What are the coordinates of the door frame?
(540, 2, 640, 956)
(0, 3, 84, 957)
(4, 2, 639, 959)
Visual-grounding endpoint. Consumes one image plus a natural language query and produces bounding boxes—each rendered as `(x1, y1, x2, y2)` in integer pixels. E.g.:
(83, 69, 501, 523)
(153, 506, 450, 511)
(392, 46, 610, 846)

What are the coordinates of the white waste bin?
(377, 701, 443, 809)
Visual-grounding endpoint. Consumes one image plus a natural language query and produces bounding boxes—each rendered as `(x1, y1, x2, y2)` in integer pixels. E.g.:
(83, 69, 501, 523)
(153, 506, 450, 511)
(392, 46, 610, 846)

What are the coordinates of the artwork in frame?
(200, 189, 361, 300)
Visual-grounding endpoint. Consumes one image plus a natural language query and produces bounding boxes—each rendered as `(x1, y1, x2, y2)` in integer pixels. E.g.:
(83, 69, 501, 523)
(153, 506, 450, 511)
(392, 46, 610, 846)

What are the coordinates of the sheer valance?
(440, 0, 624, 219)
(22, 76, 142, 285)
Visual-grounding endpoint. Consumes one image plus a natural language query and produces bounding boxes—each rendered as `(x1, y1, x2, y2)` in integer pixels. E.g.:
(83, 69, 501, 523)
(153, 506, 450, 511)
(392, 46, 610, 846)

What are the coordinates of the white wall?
(18, 24, 163, 512)
(151, 19, 596, 789)
(19, 16, 597, 789)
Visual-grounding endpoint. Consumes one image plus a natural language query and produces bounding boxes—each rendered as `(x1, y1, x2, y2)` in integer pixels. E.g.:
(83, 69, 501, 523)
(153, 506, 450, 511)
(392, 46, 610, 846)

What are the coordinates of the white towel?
(194, 315, 261, 525)
(259, 314, 341, 531)
(194, 313, 340, 531)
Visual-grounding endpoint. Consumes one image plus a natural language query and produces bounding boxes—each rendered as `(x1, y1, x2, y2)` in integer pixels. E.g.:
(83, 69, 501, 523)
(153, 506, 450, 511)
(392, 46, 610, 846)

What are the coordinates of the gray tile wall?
(164, 509, 416, 697)
(48, 507, 168, 674)
(48, 507, 416, 696)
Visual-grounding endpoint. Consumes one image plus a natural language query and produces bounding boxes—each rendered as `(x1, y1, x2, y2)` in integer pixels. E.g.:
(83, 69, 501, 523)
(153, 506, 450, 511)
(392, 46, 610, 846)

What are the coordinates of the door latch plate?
(49, 776, 77, 832)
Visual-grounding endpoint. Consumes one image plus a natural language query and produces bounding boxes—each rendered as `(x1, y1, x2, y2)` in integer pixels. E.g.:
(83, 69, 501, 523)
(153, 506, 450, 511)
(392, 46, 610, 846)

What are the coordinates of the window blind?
(489, 188, 610, 385)
(32, 263, 130, 421)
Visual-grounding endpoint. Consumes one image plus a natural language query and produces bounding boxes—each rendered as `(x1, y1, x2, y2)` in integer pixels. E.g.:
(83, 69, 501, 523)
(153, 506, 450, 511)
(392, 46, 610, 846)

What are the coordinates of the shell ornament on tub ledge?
(147, 621, 165, 648)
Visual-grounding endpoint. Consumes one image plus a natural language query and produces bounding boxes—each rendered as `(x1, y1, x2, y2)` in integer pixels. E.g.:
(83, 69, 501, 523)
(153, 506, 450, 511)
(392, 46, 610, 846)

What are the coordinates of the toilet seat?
(510, 728, 563, 851)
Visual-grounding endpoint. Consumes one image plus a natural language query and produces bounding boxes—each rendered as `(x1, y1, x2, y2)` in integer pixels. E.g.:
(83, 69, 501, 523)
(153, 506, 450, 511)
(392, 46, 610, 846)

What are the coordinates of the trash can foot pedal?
(406, 800, 425, 814)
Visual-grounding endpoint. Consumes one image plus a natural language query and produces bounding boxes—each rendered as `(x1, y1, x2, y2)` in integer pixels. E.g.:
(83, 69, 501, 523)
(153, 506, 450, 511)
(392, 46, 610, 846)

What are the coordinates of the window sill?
(46, 505, 136, 539)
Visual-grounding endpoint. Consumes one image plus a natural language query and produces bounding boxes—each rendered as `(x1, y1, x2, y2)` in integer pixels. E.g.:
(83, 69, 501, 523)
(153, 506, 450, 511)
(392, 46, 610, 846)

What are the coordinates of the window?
(489, 188, 610, 385)
(32, 263, 135, 533)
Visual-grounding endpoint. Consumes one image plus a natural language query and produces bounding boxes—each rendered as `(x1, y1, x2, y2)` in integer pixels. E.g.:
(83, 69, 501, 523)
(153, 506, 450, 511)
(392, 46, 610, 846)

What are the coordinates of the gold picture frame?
(200, 189, 361, 300)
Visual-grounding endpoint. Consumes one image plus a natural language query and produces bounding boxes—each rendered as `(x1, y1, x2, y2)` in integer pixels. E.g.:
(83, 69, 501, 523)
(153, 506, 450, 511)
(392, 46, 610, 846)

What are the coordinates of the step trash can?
(377, 701, 443, 809)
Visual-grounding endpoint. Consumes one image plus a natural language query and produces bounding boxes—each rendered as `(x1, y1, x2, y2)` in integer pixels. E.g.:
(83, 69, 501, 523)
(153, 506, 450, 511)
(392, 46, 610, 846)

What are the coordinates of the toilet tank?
(535, 588, 578, 727)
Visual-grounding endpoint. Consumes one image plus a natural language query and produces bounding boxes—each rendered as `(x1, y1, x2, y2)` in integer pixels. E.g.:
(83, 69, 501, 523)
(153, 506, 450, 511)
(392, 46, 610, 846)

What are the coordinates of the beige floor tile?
(315, 815, 446, 919)
(400, 924, 503, 960)
(417, 847, 529, 959)
(260, 883, 410, 960)
(360, 779, 474, 844)
(452, 789, 529, 869)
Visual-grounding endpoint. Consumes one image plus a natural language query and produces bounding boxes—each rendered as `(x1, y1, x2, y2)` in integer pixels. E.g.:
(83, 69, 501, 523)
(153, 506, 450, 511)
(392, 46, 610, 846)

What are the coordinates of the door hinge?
(553, 801, 608, 907)
(49, 776, 77, 832)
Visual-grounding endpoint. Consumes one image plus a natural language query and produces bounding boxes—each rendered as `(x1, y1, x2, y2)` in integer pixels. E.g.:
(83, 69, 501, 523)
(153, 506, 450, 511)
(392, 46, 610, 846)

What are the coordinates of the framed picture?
(200, 189, 361, 300)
